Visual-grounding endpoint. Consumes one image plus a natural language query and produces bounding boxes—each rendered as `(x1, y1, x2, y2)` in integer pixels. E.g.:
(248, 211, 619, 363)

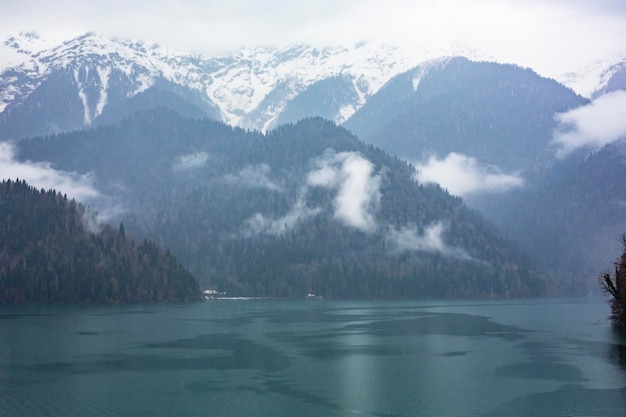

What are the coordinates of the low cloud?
(223, 164, 283, 191)
(242, 194, 321, 237)
(239, 150, 382, 236)
(0, 141, 100, 201)
(414, 152, 524, 197)
(81, 202, 127, 233)
(387, 222, 470, 259)
(552, 90, 626, 157)
(307, 149, 381, 232)
(173, 151, 209, 170)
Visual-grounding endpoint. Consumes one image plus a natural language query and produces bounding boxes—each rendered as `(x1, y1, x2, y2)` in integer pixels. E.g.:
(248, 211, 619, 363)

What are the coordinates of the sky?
(1, 0, 626, 78)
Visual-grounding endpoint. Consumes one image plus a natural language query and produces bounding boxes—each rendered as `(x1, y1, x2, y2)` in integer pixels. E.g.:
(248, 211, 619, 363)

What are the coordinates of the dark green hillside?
(344, 57, 587, 171)
(476, 141, 626, 288)
(17, 109, 545, 298)
(0, 179, 201, 304)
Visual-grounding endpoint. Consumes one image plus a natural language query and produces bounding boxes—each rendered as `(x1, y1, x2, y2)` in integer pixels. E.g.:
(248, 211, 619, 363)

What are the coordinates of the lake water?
(0, 298, 624, 417)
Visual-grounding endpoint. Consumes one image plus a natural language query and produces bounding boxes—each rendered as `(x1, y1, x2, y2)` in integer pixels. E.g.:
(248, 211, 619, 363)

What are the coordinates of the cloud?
(414, 152, 524, 197)
(242, 193, 321, 237)
(223, 164, 283, 191)
(0, 141, 100, 201)
(307, 149, 381, 232)
(2, 1, 625, 78)
(552, 90, 626, 157)
(239, 150, 381, 236)
(386, 222, 470, 259)
(173, 151, 209, 170)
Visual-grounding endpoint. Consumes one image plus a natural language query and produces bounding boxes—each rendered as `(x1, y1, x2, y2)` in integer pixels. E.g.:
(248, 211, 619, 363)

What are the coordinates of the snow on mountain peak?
(559, 57, 626, 98)
(0, 33, 500, 130)
(1, 32, 57, 60)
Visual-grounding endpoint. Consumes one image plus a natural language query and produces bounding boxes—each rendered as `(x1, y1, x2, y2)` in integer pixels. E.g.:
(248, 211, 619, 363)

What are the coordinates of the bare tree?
(600, 235, 626, 326)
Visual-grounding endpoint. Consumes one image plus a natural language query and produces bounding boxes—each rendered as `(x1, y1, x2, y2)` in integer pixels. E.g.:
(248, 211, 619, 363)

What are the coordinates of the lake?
(0, 298, 624, 417)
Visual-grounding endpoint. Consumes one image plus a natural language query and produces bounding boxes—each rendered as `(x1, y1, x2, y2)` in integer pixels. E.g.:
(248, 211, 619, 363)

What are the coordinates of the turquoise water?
(0, 298, 624, 416)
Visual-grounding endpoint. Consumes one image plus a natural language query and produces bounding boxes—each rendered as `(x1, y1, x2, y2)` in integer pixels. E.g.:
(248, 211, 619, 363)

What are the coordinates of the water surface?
(0, 298, 624, 416)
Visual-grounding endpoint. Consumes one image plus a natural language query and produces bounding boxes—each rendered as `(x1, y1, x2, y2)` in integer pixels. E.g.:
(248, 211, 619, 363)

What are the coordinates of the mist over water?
(0, 298, 624, 417)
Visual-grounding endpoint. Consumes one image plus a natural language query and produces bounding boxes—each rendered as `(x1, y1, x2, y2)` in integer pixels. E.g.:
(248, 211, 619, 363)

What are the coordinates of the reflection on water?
(0, 298, 625, 417)
(494, 340, 588, 382)
(609, 328, 626, 371)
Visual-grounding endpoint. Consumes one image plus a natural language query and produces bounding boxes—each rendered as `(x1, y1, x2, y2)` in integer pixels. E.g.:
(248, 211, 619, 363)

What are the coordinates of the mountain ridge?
(14, 109, 548, 298)
(1, 32, 475, 134)
(9, 31, 613, 138)
(345, 57, 588, 172)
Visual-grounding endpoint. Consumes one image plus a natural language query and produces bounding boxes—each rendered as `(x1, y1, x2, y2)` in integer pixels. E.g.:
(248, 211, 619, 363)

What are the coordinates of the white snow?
(95, 67, 110, 119)
(2, 32, 621, 133)
(412, 57, 450, 92)
(73, 67, 92, 125)
(558, 58, 626, 98)
(337, 104, 357, 124)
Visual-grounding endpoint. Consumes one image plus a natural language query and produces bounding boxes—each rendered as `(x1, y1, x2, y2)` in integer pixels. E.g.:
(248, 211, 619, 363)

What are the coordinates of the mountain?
(342, 56, 625, 289)
(0, 32, 488, 139)
(560, 58, 626, 99)
(2, 32, 622, 142)
(473, 140, 626, 285)
(15, 109, 547, 298)
(0, 178, 201, 304)
(591, 59, 626, 98)
(0, 32, 221, 140)
(2, 32, 624, 142)
(3, 32, 622, 298)
(343, 57, 588, 172)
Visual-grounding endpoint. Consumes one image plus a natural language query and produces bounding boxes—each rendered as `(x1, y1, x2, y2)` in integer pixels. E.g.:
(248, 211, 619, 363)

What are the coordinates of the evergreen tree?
(15, 111, 546, 299)
(0, 179, 201, 304)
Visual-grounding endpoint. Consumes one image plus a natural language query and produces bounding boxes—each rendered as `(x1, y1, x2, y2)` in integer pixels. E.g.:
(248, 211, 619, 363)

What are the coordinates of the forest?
(0, 179, 201, 304)
(16, 110, 549, 299)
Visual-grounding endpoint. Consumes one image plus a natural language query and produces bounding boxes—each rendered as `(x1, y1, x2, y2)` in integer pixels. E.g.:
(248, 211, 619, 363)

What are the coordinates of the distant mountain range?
(0, 32, 480, 138)
(1, 32, 622, 141)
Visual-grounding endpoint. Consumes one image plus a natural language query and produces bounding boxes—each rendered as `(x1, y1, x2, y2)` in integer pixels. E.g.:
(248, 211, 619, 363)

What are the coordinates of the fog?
(307, 150, 381, 232)
(414, 152, 524, 197)
(553, 90, 626, 157)
(223, 164, 284, 191)
(0, 142, 99, 201)
(387, 222, 470, 259)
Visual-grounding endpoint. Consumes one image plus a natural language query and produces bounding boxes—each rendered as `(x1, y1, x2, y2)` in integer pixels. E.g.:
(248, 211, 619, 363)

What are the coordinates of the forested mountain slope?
(475, 141, 626, 284)
(0, 179, 201, 304)
(15, 109, 547, 298)
(344, 57, 587, 171)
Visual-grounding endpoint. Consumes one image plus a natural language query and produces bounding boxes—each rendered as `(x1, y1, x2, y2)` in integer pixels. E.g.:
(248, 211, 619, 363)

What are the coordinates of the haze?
(1, 0, 626, 80)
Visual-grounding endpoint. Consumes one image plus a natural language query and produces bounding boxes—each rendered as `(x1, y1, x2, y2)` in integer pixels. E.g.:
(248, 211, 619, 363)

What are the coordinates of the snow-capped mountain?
(560, 57, 626, 98)
(0, 32, 223, 138)
(196, 42, 486, 130)
(0, 32, 486, 138)
(3, 31, 623, 140)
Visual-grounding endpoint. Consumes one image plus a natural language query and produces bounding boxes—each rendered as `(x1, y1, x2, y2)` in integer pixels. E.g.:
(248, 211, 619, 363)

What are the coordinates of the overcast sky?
(1, 0, 626, 78)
